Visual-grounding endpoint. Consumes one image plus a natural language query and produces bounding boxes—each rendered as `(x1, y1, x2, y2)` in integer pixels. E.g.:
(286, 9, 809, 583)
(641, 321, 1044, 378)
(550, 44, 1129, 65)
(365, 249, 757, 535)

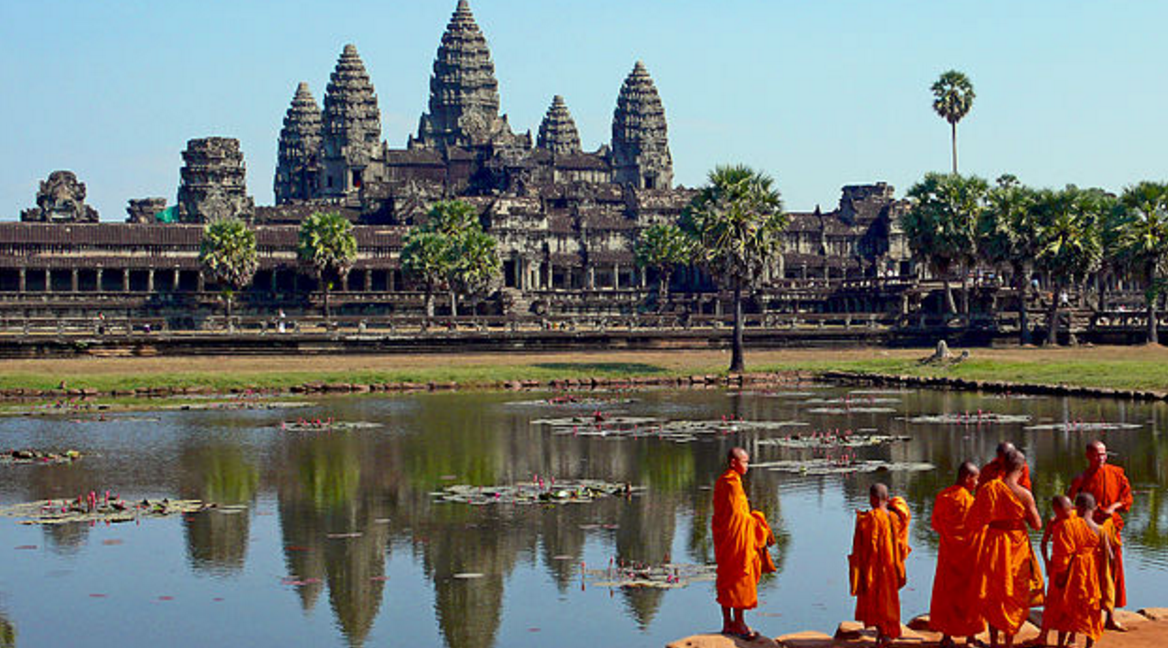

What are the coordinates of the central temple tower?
(320, 44, 383, 200)
(411, 0, 526, 151)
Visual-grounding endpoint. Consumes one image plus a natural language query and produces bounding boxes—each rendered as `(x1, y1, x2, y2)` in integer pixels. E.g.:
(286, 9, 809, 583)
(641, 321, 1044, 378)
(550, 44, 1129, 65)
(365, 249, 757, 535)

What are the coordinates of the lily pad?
(757, 433, 910, 449)
(585, 562, 716, 589)
(277, 420, 381, 432)
(805, 407, 899, 415)
(433, 479, 640, 505)
(1, 449, 82, 466)
(533, 416, 808, 443)
(0, 498, 228, 525)
(754, 458, 935, 475)
(1024, 421, 1142, 432)
(902, 412, 1031, 425)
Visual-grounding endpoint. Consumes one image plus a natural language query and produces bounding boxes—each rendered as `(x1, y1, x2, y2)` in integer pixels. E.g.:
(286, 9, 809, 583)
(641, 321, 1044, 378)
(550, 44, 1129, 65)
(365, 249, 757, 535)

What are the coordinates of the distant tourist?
(711, 447, 775, 641)
(848, 483, 911, 648)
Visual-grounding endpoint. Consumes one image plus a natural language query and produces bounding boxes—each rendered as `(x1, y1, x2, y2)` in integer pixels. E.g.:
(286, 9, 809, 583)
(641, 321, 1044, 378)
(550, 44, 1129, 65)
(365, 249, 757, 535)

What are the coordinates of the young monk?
(930, 462, 986, 648)
(1032, 496, 1075, 648)
(980, 441, 1033, 491)
(850, 483, 911, 648)
(969, 450, 1043, 648)
(712, 447, 774, 641)
(1044, 493, 1109, 647)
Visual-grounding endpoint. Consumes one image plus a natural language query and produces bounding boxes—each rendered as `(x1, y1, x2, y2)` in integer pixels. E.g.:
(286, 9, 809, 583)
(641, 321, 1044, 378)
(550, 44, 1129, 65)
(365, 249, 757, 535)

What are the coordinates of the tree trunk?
(729, 281, 745, 373)
(951, 121, 958, 175)
(450, 291, 458, 318)
(1046, 286, 1060, 346)
(225, 291, 234, 332)
(943, 278, 957, 315)
(1019, 267, 1032, 346)
(425, 286, 435, 318)
(1148, 259, 1159, 345)
(960, 272, 970, 315)
(658, 269, 671, 313)
(323, 284, 331, 324)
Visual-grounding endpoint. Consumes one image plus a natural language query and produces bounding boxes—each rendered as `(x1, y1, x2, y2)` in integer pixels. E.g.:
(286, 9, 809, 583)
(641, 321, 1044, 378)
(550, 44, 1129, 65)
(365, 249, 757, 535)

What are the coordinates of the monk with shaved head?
(969, 450, 1043, 648)
(930, 461, 985, 647)
(981, 441, 1032, 491)
(850, 482, 912, 648)
(1068, 440, 1132, 631)
(712, 447, 774, 640)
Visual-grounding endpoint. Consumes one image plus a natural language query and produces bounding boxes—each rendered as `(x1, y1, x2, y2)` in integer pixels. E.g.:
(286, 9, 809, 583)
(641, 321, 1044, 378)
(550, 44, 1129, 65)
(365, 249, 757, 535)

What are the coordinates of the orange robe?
(980, 458, 1033, 491)
(969, 480, 1044, 635)
(1069, 464, 1132, 608)
(930, 484, 985, 637)
(712, 469, 772, 609)
(850, 497, 911, 639)
(1048, 516, 1104, 641)
(1041, 514, 1074, 633)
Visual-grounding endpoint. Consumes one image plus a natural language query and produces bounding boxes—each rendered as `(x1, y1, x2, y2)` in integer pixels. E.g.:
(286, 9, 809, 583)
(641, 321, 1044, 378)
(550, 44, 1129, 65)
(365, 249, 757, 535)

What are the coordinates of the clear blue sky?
(2, 0, 1165, 220)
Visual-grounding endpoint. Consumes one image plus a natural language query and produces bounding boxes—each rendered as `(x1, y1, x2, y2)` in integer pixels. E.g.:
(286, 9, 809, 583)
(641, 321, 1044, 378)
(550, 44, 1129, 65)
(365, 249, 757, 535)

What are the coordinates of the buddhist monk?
(930, 462, 985, 648)
(969, 450, 1043, 648)
(1067, 440, 1132, 631)
(712, 447, 774, 640)
(1033, 495, 1075, 648)
(850, 483, 911, 648)
(1044, 493, 1109, 648)
(981, 442, 1033, 491)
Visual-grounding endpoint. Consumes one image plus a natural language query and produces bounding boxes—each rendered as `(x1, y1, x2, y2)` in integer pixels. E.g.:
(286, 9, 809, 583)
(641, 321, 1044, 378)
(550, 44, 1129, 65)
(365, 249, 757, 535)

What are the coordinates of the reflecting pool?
(0, 387, 1165, 647)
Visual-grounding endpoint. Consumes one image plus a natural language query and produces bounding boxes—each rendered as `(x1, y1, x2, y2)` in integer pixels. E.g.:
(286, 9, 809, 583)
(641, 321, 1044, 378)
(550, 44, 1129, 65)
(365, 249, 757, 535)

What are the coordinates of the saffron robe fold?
(712, 469, 772, 609)
(969, 480, 1044, 635)
(850, 497, 911, 639)
(980, 458, 1033, 491)
(1047, 515, 1104, 641)
(1041, 514, 1074, 635)
(1069, 464, 1132, 608)
(930, 484, 985, 637)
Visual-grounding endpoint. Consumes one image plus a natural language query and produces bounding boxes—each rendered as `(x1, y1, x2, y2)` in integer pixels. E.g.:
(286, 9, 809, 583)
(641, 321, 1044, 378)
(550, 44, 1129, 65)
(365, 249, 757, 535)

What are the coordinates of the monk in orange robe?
(930, 462, 986, 647)
(1034, 495, 1075, 648)
(981, 441, 1033, 491)
(712, 447, 773, 640)
(850, 483, 911, 648)
(1068, 440, 1132, 631)
(1045, 493, 1109, 648)
(969, 450, 1043, 648)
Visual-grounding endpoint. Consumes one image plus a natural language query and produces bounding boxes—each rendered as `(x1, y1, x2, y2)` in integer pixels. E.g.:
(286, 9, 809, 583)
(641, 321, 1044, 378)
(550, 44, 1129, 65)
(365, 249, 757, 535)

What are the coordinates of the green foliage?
(1117, 182, 1168, 293)
(401, 200, 501, 313)
(199, 218, 258, 292)
(681, 165, 787, 287)
(931, 70, 975, 125)
(635, 224, 693, 273)
(903, 172, 989, 275)
(1033, 186, 1107, 283)
(297, 211, 358, 282)
(978, 179, 1039, 270)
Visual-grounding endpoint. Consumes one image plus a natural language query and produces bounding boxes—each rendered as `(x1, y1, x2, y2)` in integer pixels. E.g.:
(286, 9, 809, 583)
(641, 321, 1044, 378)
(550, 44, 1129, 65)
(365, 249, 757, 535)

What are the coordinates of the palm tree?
(978, 178, 1039, 344)
(681, 165, 788, 373)
(198, 217, 258, 328)
(931, 70, 975, 174)
(1033, 187, 1104, 345)
(297, 211, 357, 325)
(450, 228, 501, 316)
(402, 200, 500, 317)
(634, 224, 694, 311)
(902, 172, 988, 315)
(401, 231, 452, 318)
(1117, 182, 1168, 344)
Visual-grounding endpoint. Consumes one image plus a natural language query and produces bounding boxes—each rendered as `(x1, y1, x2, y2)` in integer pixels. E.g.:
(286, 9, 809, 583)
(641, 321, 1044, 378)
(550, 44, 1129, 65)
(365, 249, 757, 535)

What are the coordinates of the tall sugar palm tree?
(1118, 182, 1168, 344)
(682, 164, 788, 373)
(931, 70, 975, 174)
(297, 211, 357, 324)
(199, 217, 258, 327)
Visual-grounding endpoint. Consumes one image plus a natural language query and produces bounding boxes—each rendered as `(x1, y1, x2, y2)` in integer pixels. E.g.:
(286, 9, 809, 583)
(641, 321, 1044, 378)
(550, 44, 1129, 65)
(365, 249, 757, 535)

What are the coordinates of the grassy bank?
(3, 346, 1168, 395)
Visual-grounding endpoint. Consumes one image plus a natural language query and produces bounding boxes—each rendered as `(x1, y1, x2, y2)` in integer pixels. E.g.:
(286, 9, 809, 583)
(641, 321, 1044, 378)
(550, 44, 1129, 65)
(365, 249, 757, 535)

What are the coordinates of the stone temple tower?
(412, 0, 525, 151)
(536, 95, 582, 155)
(611, 61, 673, 190)
(274, 82, 323, 204)
(176, 137, 255, 224)
(320, 44, 383, 200)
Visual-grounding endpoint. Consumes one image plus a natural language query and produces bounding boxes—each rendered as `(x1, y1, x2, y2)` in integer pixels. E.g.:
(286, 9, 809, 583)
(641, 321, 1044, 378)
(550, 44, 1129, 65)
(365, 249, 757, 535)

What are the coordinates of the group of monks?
(711, 440, 1134, 648)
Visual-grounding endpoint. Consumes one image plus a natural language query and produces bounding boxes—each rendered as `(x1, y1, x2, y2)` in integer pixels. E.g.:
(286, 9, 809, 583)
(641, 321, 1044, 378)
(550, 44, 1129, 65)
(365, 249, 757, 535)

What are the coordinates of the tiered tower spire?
(320, 44, 382, 198)
(611, 61, 672, 190)
(414, 0, 522, 150)
(536, 96, 582, 155)
(274, 82, 323, 204)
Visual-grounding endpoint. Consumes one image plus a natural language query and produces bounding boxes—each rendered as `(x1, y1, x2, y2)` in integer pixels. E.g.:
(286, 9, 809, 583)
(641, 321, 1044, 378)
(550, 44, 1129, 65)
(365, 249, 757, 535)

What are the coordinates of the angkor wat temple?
(0, 0, 916, 332)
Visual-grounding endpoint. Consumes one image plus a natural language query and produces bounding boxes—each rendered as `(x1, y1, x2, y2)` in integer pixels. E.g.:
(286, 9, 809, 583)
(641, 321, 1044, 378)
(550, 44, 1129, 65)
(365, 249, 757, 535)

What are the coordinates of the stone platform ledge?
(668, 608, 1168, 648)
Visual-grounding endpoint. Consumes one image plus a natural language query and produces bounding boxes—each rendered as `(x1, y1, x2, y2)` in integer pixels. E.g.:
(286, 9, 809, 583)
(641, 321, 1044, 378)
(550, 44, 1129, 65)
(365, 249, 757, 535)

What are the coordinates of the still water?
(0, 387, 1165, 647)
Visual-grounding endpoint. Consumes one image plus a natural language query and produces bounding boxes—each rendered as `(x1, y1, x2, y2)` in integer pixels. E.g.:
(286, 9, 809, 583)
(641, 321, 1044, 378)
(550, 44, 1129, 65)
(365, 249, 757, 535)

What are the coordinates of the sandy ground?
(6, 345, 1168, 379)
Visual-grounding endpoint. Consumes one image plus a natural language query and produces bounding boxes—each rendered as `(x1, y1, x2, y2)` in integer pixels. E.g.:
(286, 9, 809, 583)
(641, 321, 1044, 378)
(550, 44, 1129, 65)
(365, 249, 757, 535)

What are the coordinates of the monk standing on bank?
(849, 483, 911, 648)
(981, 441, 1032, 491)
(712, 447, 774, 641)
(1068, 440, 1132, 631)
(969, 450, 1043, 648)
(930, 462, 985, 647)
(1045, 492, 1109, 648)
